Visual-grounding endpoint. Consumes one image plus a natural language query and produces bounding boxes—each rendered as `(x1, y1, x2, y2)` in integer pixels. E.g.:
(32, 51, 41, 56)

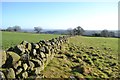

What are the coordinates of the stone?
(110, 62, 117, 66)
(36, 48, 40, 54)
(16, 68, 23, 75)
(14, 61, 21, 69)
(28, 61, 34, 71)
(45, 42, 51, 46)
(51, 49, 54, 54)
(40, 47, 45, 52)
(18, 61, 22, 66)
(0, 51, 6, 67)
(69, 76, 76, 79)
(21, 54, 29, 61)
(51, 38, 55, 42)
(26, 43, 32, 51)
(51, 42, 55, 46)
(23, 63, 28, 71)
(21, 40, 28, 45)
(31, 43, 35, 49)
(84, 58, 94, 65)
(77, 65, 92, 74)
(89, 46, 94, 49)
(39, 40, 46, 44)
(44, 46, 49, 53)
(22, 72, 28, 78)
(35, 44, 39, 49)
(40, 52, 45, 58)
(31, 59, 41, 67)
(14, 45, 25, 55)
(7, 51, 20, 65)
(0, 71, 5, 78)
(33, 49, 37, 56)
(34, 67, 41, 75)
(6, 68, 15, 78)
(36, 54, 42, 60)
(92, 53, 99, 56)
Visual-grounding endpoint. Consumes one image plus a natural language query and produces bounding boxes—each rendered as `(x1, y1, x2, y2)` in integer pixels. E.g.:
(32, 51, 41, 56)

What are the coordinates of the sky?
(1, 1, 118, 30)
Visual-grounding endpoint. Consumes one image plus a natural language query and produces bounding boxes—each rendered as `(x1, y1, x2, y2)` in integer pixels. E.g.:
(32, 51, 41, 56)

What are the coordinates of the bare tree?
(34, 27, 42, 33)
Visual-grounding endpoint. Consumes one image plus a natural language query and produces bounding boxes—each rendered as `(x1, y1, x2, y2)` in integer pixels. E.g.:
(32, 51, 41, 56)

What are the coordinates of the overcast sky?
(1, 1, 118, 30)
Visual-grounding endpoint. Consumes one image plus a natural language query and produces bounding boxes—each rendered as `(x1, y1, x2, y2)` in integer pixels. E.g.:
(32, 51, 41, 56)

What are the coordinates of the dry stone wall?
(0, 36, 69, 79)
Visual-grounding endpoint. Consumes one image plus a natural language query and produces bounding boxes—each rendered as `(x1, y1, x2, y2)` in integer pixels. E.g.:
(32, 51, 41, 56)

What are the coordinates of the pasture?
(41, 36, 119, 78)
(1, 31, 119, 78)
(2, 31, 62, 50)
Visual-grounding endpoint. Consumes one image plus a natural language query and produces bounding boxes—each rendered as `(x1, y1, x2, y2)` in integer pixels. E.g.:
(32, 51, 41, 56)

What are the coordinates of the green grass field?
(2, 31, 62, 50)
(42, 36, 119, 78)
(69, 36, 118, 56)
(1, 31, 119, 78)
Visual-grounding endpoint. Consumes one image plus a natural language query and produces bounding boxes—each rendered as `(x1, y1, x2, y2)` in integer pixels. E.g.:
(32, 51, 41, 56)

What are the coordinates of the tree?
(73, 28, 77, 35)
(67, 26, 85, 36)
(101, 29, 109, 37)
(13, 25, 21, 31)
(6, 25, 21, 32)
(34, 27, 42, 33)
(92, 33, 101, 37)
(6, 27, 14, 31)
(72, 26, 85, 36)
(76, 26, 85, 35)
(109, 31, 115, 37)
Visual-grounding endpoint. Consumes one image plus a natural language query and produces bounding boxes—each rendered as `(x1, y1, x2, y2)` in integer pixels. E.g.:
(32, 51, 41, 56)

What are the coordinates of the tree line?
(92, 30, 115, 37)
(67, 26, 85, 36)
(1, 26, 42, 33)
(67, 26, 115, 37)
(1, 25, 116, 37)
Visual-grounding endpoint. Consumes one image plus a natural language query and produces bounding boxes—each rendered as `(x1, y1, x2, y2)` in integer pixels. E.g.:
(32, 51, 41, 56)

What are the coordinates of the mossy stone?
(35, 44, 39, 49)
(6, 68, 15, 78)
(7, 51, 20, 65)
(31, 59, 41, 67)
(73, 72, 84, 78)
(26, 43, 32, 51)
(40, 52, 45, 58)
(14, 45, 25, 55)
(84, 58, 94, 66)
(23, 63, 28, 71)
(21, 40, 28, 45)
(0, 51, 6, 67)
(0, 71, 5, 78)
(28, 61, 35, 71)
(22, 72, 28, 78)
(34, 67, 41, 75)
(21, 54, 29, 61)
(16, 68, 23, 75)
(14, 61, 21, 69)
(32, 49, 37, 56)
